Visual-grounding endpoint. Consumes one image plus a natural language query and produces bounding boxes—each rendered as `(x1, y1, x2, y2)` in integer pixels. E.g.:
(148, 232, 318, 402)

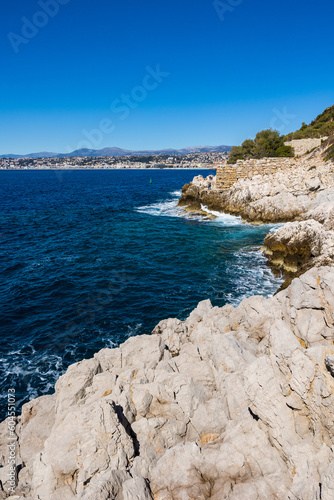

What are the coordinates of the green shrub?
(275, 145, 294, 157)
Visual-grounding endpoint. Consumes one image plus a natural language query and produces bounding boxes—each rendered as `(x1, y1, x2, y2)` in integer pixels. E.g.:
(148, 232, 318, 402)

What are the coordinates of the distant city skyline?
(1, 0, 334, 154)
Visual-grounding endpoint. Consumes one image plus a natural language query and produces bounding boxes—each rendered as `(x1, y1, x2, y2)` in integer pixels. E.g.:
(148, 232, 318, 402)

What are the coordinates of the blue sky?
(1, 0, 333, 154)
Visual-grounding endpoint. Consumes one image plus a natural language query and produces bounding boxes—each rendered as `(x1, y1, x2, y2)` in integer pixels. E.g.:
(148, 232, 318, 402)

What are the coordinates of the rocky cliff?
(2, 266, 334, 500)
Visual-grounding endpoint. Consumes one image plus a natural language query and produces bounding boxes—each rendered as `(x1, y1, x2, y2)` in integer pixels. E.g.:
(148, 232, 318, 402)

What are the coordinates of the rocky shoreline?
(179, 152, 334, 288)
(1, 154, 334, 499)
(2, 266, 334, 499)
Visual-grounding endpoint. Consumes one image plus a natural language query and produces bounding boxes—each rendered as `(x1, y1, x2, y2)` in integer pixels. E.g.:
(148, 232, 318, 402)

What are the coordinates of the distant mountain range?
(0, 145, 232, 159)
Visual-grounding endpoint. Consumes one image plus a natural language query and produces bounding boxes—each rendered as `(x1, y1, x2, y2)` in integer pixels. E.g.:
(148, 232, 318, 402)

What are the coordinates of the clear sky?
(1, 0, 334, 154)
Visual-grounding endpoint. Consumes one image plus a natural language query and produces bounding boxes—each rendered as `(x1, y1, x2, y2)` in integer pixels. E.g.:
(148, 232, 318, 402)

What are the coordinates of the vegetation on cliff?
(227, 129, 294, 164)
(285, 104, 334, 140)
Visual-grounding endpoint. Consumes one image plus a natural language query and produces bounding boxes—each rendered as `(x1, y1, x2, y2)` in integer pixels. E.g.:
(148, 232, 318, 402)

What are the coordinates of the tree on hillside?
(228, 129, 294, 164)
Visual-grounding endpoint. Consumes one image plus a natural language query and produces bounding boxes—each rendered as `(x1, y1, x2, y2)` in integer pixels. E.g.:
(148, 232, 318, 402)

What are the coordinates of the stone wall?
(216, 156, 324, 189)
(285, 138, 328, 157)
(216, 158, 298, 189)
(215, 138, 328, 189)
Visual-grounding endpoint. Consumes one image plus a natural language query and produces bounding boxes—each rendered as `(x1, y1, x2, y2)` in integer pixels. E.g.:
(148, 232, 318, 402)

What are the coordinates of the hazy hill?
(1, 145, 232, 159)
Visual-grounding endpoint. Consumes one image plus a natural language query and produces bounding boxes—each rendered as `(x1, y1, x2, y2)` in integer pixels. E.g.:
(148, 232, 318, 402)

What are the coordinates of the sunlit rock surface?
(1, 266, 334, 499)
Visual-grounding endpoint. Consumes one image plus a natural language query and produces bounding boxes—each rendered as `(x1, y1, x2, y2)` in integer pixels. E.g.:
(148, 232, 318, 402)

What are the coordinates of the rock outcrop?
(2, 266, 334, 499)
(261, 201, 334, 288)
(263, 218, 334, 276)
(179, 161, 334, 223)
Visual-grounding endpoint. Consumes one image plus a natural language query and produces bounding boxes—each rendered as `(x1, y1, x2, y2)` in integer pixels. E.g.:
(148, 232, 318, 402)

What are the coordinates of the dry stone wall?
(216, 138, 328, 189)
(285, 138, 328, 157)
(216, 158, 298, 189)
(216, 156, 324, 189)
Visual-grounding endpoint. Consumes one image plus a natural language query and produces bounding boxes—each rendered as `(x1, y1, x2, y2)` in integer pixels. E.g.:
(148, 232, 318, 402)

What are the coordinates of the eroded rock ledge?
(263, 211, 334, 283)
(1, 266, 334, 499)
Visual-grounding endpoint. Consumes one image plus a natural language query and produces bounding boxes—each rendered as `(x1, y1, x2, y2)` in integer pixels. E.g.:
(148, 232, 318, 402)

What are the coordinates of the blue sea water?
(0, 169, 283, 419)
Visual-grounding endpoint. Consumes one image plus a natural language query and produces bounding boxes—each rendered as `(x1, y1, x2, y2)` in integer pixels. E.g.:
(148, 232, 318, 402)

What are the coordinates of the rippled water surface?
(0, 169, 283, 418)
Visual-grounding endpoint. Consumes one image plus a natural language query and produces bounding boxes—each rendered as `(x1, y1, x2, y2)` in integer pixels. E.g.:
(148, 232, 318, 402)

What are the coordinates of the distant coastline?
(0, 151, 228, 171)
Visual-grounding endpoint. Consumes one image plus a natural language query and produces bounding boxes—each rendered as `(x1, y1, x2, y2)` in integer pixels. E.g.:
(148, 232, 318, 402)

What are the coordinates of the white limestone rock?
(4, 266, 334, 499)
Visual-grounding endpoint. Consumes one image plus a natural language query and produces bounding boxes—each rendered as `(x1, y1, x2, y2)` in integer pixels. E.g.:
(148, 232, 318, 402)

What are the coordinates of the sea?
(0, 169, 283, 419)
